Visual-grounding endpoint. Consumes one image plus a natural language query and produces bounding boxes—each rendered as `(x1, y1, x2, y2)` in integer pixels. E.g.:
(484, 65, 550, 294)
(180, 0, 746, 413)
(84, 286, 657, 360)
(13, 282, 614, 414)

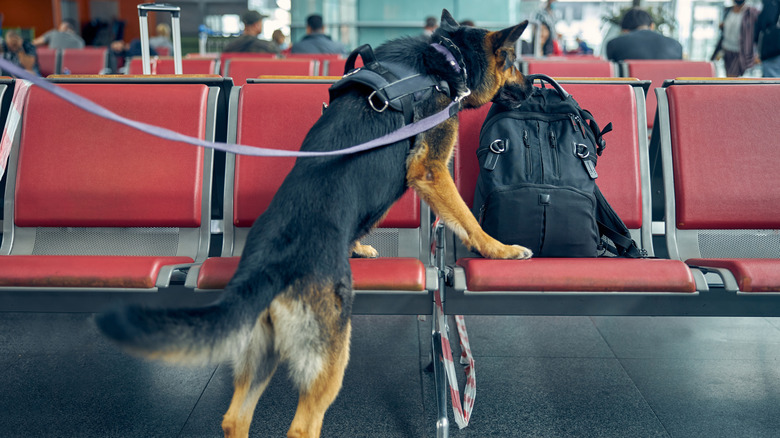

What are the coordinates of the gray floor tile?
(455, 316, 616, 359)
(622, 358, 780, 438)
(0, 352, 215, 438)
(427, 357, 668, 437)
(180, 355, 429, 437)
(0, 312, 119, 356)
(592, 316, 780, 360)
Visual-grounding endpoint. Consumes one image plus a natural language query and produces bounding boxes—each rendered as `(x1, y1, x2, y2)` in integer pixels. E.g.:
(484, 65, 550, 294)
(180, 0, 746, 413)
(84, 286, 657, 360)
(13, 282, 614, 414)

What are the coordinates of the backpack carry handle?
(343, 44, 379, 75)
(525, 74, 570, 101)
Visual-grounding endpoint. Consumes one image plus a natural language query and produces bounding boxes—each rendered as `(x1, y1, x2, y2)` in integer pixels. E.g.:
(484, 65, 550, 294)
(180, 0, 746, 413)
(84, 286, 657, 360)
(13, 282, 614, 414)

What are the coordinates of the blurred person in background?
(223, 10, 279, 54)
(291, 14, 345, 54)
(607, 8, 682, 61)
(755, 0, 780, 77)
(713, 0, 760, 77)
(1, 30, 38, 76)
(149, 23, 173, 55)
(33, 19, 84, 49)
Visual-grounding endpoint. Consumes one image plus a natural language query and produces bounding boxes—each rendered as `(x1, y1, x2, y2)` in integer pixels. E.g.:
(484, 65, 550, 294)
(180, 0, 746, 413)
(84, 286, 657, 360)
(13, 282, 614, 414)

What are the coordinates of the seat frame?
(657, 79, 780, 295)
(0, 78, 223, 310)
(441, 79, 723, 317)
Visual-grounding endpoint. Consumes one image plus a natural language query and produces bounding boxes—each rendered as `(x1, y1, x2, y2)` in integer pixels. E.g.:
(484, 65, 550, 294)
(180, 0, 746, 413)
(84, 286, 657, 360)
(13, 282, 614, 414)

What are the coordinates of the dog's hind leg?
(271, 282, 352, 438)
(222, 310, 279, 438)
(287, 320, 351, 438)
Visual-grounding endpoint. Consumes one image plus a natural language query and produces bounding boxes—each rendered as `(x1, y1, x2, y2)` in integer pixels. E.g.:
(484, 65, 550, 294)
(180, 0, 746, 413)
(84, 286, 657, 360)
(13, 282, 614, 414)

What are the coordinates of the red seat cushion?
(625, 60, 714, 128)
(234, 83, 420, 229)
(686, 258, 780, 292)
(16, 84, 208, 228)
(0, 256, 193, 288)
(667, 84, 780, 230)
(197, 257, 426, 291)
(456, 258, 696, 292)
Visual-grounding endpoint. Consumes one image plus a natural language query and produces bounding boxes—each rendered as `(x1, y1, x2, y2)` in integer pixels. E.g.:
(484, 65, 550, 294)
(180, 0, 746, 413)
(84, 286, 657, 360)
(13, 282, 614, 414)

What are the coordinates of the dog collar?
(430, 37, 471, 102)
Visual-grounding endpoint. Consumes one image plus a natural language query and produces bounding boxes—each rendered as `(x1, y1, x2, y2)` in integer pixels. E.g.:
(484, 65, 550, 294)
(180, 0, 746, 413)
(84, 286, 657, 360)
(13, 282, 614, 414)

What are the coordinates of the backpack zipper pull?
(574, 115, 587, 139)
(568, 114, 579, 133)
(576, 142, 598, 179)
(483, 138, 507, 171)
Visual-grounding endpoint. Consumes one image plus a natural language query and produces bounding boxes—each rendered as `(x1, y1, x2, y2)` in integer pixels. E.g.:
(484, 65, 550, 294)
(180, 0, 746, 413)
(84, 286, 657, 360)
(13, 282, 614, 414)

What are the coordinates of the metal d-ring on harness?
(328, 37, 470, 124)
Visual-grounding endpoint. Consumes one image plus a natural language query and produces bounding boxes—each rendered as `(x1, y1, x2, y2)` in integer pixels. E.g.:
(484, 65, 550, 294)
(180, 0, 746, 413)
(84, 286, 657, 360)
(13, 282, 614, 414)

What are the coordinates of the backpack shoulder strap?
(594, 186, 647, 258)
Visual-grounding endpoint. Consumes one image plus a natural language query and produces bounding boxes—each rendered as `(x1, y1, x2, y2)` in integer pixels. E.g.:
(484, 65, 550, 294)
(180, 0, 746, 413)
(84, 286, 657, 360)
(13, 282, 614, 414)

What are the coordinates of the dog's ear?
(440, 9, 459, 33)
(491, 20, 528, 53)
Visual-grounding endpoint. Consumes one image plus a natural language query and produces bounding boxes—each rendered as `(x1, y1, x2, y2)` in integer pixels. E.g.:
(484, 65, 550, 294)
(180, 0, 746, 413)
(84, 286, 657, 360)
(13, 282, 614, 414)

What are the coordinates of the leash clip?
(455, 88, 471, 102)
(368, 90, 389, 112)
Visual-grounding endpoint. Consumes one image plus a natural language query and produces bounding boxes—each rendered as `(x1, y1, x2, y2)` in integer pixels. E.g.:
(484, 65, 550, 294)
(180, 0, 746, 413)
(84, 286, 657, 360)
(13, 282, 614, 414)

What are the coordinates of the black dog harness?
(328, 36, 470, 124)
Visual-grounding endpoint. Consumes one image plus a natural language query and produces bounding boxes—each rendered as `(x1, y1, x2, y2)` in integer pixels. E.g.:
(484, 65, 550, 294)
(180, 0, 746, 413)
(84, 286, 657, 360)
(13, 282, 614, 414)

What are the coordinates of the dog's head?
(433, 9, 527, 109)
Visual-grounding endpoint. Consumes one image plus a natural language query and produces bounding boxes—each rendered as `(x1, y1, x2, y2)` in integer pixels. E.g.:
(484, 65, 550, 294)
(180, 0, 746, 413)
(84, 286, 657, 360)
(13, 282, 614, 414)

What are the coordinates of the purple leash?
(0, 58, 459, 158)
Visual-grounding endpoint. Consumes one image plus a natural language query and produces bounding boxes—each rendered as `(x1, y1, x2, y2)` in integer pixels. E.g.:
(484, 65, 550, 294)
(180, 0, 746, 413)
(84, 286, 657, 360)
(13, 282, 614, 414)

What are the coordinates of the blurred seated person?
(606, 8, 682, 62)
(290, 14, 346, 55)
(33, 19, 85, 49)
(149, 23, 173, 55)
(272, 29, 290, 53)
(1, 30, 39, 76)
(223, 10, 279, 54)
(521, 22, 562, 56)
(108, 39, 156, 73)
(569, 35, 593, 55)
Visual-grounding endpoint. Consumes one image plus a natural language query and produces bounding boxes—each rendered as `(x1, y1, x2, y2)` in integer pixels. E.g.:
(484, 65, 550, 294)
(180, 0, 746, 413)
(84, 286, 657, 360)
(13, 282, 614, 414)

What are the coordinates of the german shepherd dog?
(97, 10, 530, 438)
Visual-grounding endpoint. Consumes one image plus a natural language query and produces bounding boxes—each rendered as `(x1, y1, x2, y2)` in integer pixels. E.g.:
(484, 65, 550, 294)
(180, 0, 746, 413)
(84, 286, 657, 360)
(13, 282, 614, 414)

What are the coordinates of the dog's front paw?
(351, 242, 379, 258)
(482, 244, 533, 260)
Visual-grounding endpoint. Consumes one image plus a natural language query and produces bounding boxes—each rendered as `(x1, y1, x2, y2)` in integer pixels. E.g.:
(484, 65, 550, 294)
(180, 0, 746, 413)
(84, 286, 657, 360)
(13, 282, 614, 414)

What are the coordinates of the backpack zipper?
(523, 129, 531, 177)
(549, 130, 559, 176)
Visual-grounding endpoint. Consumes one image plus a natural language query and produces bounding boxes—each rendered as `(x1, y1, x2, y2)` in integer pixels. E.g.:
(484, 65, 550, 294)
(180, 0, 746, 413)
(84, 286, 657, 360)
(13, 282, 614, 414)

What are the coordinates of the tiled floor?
(3, 312, 780, 437)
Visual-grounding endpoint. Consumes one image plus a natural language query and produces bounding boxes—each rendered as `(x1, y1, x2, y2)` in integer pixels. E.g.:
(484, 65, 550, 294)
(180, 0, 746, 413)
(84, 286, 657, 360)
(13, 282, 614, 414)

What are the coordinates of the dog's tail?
(95, 289, 267, 366)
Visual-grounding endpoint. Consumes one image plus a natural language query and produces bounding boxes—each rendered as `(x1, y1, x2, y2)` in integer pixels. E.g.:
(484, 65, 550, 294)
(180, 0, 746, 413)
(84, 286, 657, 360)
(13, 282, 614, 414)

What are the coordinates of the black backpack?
(472, 74, 644, 258)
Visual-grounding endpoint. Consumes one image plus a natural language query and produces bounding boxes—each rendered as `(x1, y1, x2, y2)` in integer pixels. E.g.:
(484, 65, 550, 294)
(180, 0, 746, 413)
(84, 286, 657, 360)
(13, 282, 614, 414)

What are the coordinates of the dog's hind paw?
(351, 242, 379, 258)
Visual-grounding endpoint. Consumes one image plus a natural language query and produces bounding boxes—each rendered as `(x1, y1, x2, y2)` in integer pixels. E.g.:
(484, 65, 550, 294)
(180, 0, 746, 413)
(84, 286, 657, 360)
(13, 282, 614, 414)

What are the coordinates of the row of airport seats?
(1, 74, 778, 436)
(125, 52, 357, 85)
(36, 47, 111, 76)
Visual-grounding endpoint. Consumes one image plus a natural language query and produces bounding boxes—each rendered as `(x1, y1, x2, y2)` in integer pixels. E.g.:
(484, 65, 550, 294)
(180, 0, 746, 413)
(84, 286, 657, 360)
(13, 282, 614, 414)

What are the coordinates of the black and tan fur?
(97, 10, 530, 438)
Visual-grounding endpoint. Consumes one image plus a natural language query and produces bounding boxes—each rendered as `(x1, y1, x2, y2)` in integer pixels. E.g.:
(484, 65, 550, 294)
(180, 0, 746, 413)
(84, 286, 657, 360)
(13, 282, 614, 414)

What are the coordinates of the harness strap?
(330, 43, 462, 124)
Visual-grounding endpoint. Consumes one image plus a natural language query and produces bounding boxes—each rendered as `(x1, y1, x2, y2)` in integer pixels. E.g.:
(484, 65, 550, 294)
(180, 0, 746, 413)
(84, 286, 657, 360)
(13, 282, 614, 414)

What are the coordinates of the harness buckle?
(368, 90, 389, 113)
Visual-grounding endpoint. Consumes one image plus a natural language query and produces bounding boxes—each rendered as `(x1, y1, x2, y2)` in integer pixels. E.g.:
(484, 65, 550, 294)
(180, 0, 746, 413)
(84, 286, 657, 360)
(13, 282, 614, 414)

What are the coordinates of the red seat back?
(224, 59, 317, 85)
(625, 60, 715, 128)
(218, 52, 276, 75)
(666, 84, 780, 229)
(525, 60, 615, 78)
(322, 57, 363, 77)
(286, 53, 343, 75)
(15, 83, 209, 228)
(126, 57, 156, 75)
(233, 82, 419, 229)
(156, 58, 217, 75)
(61, 47, 108, 75)
(455, 82, 643, 229)
(37, 48, 58, 76)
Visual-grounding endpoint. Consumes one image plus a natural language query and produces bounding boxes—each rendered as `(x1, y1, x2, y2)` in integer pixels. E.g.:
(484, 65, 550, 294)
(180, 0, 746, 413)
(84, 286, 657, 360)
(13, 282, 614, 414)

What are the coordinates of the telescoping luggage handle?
(138, 3, 183, 75)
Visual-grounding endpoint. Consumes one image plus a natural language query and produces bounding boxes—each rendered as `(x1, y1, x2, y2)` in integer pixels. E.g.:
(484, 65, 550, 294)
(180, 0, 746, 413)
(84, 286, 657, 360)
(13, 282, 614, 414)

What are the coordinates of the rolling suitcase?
(137, 3, 183, 74)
